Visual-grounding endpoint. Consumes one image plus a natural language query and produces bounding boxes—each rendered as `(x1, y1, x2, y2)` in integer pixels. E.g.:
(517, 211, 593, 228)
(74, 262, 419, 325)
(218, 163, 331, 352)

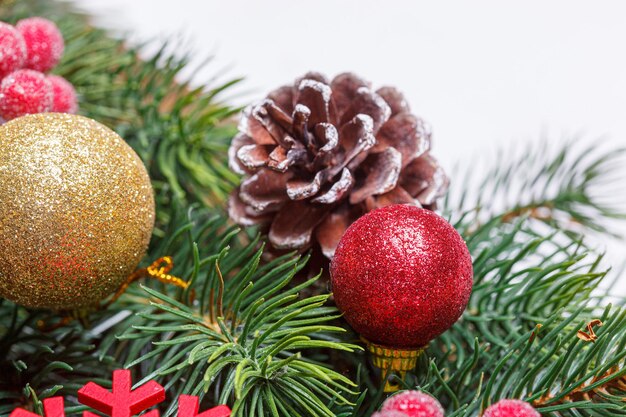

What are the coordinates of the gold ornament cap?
(363, 338, 425, 392)
(0, 113, 155, 309)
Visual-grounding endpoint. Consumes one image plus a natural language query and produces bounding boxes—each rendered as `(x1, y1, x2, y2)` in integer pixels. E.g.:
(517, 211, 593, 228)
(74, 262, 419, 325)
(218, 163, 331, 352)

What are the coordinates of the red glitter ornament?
(331, 204, 472, 391)
(0, 69, 53, 120)
(0, 22, 27, 79)
(331, 204, 473, 348)
(483, 399, 540, 417)
(48, 74, 78, 113)
(16, 17, 64, 73)
(381, 391, 444, 417)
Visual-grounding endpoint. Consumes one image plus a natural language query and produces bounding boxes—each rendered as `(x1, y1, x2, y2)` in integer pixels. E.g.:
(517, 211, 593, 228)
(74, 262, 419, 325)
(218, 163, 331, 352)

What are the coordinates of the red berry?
(16, 17, 64, 72)
(331, 204, 473, 348)
(0, 22, 27, 79)
(372, 411, 409, 417)
(0, 69, 53, 121)
(48, 75, 77, 113)
(483, 399, 540, 417)
(381, 391, 444, 417)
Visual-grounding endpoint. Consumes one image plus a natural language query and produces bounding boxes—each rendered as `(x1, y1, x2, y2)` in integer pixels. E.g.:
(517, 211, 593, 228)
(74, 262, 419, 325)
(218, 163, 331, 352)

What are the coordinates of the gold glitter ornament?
(0, 113, 155, 310)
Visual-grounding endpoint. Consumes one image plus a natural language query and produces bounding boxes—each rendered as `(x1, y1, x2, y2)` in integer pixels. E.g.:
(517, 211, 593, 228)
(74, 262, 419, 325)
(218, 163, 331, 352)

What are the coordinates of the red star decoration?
(9, 370, 230, 417)
(78, 370, 165, 417)
(178, 395, 231, 417)
(10, 397, 65, 417)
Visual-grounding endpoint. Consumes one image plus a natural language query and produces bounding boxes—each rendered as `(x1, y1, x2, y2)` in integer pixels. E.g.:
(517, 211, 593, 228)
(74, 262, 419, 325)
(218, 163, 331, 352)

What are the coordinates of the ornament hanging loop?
(145, 256, 189, 288)
(105, 256, 190, 307)
(363, 338, 425, 392)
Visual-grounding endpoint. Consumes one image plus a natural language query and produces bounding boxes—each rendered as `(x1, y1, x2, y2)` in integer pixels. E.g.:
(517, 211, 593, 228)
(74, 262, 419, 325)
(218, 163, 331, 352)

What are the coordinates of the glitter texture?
(48, 74, 78, 114)
(330, 204, 473, 348)
(0, 22, 27, 79)
(0, 69, 53, 121)
(16, 17, 64, 73)
(381, 390, 444, 417)
(483, 400, 540, 417)
(0, 113, 155, 309)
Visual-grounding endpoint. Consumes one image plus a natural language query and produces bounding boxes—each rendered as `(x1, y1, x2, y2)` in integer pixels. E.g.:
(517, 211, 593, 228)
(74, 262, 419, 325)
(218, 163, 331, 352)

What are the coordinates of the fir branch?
(424, 306, 626, 416)
(107, 208, 360, 417)
(445, 140, 626, 237)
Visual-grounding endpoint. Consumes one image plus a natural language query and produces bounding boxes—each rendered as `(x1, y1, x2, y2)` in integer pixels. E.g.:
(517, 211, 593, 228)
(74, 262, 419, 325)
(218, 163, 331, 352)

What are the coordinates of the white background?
(73, 0, 626, 295)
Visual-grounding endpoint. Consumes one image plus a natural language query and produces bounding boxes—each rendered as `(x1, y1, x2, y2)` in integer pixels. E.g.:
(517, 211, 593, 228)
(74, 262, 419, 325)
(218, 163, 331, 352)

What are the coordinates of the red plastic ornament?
(48, 74, 78, 113)
(330, 204, 472, 391)
(0, 69, 53, 120)
(0, 22, 27, 79)
(381, 391, 444, 417)
(16, 17, 64, 73)
(483, 400, 540, 417)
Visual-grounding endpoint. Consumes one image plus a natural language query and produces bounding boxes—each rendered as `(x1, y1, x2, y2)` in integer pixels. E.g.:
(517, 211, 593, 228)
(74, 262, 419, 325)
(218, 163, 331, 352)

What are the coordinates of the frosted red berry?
(0, 22, 27, 79)
(0, 69, 53, 120)
(372, 411, 409, 417)
(48, 74, 78, 113)
(331, 204, 473, 348)
(483, 399, 540, 417)
(381, 391, 444, 417)
(16, 17, 64, 72)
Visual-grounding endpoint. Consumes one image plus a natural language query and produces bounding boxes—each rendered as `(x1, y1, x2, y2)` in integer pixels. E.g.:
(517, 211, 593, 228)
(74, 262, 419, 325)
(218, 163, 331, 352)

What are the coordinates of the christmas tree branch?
(446, 141, 626, 238)
(106, 207, 360, 417)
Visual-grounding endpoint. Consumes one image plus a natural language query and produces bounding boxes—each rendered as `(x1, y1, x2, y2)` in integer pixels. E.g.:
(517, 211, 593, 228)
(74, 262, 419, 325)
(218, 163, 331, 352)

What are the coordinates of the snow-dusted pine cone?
(228, 72, 448, 258)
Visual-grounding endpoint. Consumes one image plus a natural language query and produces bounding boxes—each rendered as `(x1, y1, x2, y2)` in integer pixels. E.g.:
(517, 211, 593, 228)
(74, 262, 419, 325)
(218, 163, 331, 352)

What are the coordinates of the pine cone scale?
(375, 113, 431, 167)
(239, 169, 290, 212)
(267, 85, 294, 114)
(369, 186, 416, 210)
(330, 73, 370, 117)
(247, 107, 280, 145)
(349, 147, 402, 204)
(286, 172, 323, 200)
(315, 205, 354, 258)
(228, 191, 272, 226)
(310, 168, 353, 205)
(337, 114, 376, 171)
(296, 80, 334, 126)
(229, 134, 254, 175)
(400, 155, 448, 206)
(339, 87, 391, 133)
(269, 201, 327, 250)
(375, 86, 410, 115)
(237, 143, 271, 170)
(265, 100, 294, 131)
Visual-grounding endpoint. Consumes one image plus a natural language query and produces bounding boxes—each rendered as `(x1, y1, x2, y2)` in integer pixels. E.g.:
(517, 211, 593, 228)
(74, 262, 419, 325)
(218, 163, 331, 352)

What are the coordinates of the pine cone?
(228, 72, 448, 259)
